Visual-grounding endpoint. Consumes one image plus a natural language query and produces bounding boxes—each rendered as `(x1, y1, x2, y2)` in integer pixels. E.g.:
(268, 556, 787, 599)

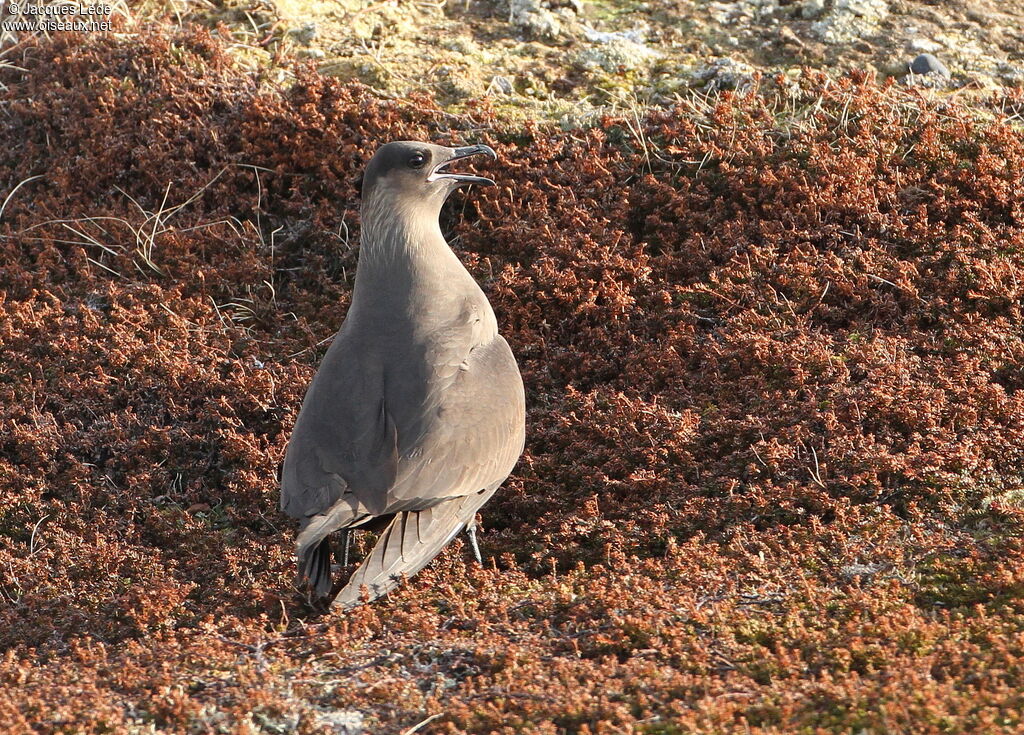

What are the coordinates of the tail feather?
(294, 497, 367, 599)
(331, 489, 495, 610)
(299, 537, 334, 599)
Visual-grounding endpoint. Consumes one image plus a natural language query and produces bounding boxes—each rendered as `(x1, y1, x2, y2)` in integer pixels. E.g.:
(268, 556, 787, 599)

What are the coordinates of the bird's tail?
(331, 489, 495, 610)
(295, 497, 366, 600)
(298, 536, 334, 599)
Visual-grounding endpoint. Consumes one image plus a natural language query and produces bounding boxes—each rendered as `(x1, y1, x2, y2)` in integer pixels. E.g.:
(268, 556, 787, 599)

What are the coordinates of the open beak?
(428, 144, 497, 187)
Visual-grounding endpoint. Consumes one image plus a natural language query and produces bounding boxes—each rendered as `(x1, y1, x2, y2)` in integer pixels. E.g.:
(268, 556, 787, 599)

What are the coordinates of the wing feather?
(331, 489, 496, 610)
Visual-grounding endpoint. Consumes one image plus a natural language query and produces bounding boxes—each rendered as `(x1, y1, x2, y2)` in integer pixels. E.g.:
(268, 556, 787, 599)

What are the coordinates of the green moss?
(914, 551, 1024, 610)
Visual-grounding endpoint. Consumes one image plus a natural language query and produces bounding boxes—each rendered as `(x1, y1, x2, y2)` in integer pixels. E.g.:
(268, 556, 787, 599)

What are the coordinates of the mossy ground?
(0, 8, 1023, 735)
(114, 0, 1024, 123)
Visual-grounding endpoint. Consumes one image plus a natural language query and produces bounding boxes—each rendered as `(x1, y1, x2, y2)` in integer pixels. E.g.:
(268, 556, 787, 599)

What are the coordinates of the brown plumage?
(281, 141, 526, 609)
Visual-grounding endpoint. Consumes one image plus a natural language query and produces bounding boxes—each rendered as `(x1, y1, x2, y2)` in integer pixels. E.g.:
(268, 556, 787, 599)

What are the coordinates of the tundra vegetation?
(1, 2, 1023, 733)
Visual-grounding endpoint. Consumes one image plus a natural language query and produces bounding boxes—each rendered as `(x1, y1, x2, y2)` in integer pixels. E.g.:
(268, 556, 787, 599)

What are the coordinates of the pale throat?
(359, 190, 449, 264)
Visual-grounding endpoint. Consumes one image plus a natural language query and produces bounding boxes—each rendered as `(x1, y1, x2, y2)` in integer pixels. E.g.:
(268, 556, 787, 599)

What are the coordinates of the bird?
(280, 141, 526, 610)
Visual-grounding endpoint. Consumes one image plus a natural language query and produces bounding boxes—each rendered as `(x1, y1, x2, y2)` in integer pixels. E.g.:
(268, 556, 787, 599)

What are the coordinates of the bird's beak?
(428, 144, 497, 187)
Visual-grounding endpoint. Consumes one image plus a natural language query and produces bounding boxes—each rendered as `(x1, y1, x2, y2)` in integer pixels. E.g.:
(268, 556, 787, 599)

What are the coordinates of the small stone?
(901, 53, 954, 89)
(287, 22, 317, 46)
(910, 53, 949, 78)
(487, 75, 515, 95)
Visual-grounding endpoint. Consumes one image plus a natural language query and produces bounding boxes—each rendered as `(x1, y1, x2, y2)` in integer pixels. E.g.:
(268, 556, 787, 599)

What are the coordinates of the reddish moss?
(0, 27, 1023, 735)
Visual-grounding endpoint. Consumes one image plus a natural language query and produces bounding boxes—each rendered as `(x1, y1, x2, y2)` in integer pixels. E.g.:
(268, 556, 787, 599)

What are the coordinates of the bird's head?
(358, 141, 496, 213)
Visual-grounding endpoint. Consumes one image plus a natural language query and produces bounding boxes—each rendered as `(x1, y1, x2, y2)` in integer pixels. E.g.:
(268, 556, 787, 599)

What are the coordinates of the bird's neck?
(350, 196, 487, 337)
(358, 197, 450, 266)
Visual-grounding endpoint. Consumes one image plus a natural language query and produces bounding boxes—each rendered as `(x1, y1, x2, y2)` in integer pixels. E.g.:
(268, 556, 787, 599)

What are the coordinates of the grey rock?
(691, 57, 756, 93)
(509, 0, 565, 40)
(288, 22, 317, 46)
(577, 23, 661, 72)
(910, 53, 950, 78)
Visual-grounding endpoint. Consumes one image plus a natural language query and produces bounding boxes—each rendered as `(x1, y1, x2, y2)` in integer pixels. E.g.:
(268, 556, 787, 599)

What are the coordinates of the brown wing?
(283, 303, 525, 603)
(385, 334, 526, 509)
(280, 328, 399, 524)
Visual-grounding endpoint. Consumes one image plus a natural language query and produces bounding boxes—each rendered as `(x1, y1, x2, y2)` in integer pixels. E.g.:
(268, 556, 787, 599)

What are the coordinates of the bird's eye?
(409, 153, 426, 169)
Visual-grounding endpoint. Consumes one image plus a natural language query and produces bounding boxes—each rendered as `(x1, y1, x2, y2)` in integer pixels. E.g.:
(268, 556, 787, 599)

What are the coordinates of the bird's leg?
(342, 529, 352, 568)
(465, 522, 482, 565)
